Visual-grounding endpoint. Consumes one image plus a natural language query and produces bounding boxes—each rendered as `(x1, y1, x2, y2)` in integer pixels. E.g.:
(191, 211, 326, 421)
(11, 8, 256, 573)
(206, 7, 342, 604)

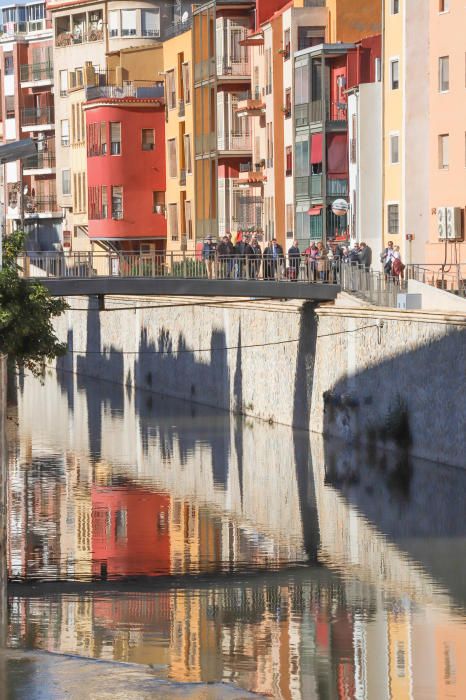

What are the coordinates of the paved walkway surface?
(0, 648, 263, 699)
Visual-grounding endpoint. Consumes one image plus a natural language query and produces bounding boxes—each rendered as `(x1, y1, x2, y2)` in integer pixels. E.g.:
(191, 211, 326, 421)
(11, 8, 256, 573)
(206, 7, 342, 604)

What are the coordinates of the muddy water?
(3, 370, 466, 699)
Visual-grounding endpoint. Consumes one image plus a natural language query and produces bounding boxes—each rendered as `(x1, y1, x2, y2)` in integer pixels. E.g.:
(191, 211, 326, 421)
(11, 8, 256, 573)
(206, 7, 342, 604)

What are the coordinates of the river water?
(3, 369, 466, 699)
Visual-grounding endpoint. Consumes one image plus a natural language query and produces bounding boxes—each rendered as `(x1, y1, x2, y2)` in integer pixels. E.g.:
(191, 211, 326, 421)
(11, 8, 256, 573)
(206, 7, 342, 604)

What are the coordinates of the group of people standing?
(202, 234, 405, 282)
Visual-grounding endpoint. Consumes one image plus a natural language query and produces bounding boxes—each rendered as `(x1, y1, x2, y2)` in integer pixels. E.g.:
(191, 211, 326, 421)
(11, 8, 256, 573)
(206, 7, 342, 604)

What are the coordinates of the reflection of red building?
(92, 486, 170, 578)
(85, 92, 166, 253)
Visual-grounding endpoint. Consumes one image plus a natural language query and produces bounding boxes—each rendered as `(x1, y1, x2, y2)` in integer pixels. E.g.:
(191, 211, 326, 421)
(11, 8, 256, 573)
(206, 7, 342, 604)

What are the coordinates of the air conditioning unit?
(437, 207, 447, 240)
(446, 206, 463, 241)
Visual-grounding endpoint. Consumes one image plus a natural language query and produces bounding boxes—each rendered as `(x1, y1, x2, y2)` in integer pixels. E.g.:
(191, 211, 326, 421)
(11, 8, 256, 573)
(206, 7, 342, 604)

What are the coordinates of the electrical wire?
(62, 324, 381, 356)
(64, 297, 287, 312)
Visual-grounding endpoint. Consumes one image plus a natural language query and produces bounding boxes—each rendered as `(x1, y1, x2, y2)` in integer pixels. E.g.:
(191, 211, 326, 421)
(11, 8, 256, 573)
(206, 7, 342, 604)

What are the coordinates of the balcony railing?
(21, 107, 54, 127)
(194, 58, 216, 83)
(24, 195, 58, 215)
(218, 133, 252, 152)
(163, 18, 192, 40)
(217, 58, 250, 78)
(327, 178, 348, 196)
(195, 132, 217, 155)
(23, 152, 56, 170)
(20, 62, 53, 83)
(295, 175, 323, 198)
(86, 83, 164, 101)
(0, 19, 51, 36)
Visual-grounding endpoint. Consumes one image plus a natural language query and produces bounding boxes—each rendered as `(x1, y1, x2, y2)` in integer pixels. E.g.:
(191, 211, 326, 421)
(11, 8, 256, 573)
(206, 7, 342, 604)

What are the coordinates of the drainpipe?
(381, 0, 386, 256)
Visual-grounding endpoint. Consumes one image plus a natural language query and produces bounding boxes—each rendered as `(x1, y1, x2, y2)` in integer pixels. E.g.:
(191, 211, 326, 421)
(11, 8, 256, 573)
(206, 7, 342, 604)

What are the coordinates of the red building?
(92, 485, 171, 578)
(84, 88, 167, 253)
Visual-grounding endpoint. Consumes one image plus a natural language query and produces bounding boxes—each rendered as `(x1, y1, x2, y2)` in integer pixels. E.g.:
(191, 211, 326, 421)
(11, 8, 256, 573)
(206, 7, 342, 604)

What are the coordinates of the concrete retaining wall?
(54, 296, 466, 469)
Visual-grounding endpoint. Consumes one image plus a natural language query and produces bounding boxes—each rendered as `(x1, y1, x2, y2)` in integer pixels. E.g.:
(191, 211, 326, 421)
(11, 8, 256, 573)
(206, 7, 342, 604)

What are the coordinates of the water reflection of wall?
(9, 370, 313, 581)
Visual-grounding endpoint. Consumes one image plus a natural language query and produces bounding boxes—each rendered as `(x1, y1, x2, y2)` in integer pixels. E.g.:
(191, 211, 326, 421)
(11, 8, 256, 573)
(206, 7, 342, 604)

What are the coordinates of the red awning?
(310, 133, 323, 164)
(308, 206, 323, 216)
(327, 133, 348, 174)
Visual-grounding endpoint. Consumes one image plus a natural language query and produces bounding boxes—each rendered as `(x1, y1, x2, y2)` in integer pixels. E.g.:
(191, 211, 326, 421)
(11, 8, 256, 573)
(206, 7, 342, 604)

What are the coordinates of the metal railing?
(23, 195, 58, 214)
(18, 252, 408, 305)
(217, 58, 250, 77)
(406, 263, 466, 295)
(21, 106, 54, 127)
(164, 18, 192, 40)
(20, 62, 53, 83)
(23, 152, 56, 170)
(218, 133, 252, 151)
(86, 83, 164, 101)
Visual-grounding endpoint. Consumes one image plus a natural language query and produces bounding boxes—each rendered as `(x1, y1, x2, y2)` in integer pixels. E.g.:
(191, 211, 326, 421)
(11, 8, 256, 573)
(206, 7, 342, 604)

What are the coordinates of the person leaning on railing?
(202, 236, 217, 279)
(249, 237, 262, 279)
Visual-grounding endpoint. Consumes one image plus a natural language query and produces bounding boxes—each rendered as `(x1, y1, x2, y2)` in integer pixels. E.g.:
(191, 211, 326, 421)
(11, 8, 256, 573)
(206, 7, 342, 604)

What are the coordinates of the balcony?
(327, 177, 348, 197)
(195, 132, 216, 155)
(164, 18, 192, 40)
(295, 175, 323, 198)
(23, 152, 56, 175)
(0, 19, 51, 36)
(217, 58, 250, 80)
(194, 58, 216, 83)
(217, 132, 252, 154)
(238, 163, 266, 186)
(24, 195, 59, 217)
(236, 91, 265, 118)
(86, 83, 164, 101)
(21, 107, 54, 131)
(20, 62, 53, 86)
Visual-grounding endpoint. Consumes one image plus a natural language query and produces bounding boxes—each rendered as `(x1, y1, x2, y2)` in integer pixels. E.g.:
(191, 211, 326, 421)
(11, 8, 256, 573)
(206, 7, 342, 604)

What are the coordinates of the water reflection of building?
(6, 372, 466, 700)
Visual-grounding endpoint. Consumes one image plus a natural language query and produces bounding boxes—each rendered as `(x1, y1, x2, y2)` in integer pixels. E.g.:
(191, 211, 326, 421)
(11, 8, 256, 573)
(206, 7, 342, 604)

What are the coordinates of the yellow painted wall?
(382, 0, 403, 247)
(163, 29, 195, 253)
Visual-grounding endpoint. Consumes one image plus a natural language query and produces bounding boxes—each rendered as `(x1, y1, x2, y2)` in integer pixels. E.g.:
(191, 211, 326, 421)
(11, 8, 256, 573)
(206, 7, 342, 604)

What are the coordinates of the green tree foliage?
(0, 231, 68, 375)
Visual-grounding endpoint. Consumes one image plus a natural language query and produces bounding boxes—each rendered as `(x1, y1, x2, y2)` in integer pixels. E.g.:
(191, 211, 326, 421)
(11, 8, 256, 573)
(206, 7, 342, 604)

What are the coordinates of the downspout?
(381, 0, 385, 255)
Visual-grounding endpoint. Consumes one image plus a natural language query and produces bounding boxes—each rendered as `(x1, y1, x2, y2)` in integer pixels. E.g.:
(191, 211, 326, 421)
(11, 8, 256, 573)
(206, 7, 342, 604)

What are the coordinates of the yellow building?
(162, 24, 195, 254)
(382, 0, 429, 263)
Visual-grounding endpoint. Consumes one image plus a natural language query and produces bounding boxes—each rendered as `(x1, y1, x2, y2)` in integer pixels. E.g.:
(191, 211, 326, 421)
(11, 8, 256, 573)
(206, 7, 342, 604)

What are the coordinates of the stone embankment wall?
(54, 296, 466, 469)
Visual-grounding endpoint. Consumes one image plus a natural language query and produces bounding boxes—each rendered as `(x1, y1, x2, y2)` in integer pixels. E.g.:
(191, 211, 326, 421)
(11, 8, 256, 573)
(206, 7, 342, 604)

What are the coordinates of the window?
(62, 169, 71, 195)
(101, 122, 107, 154)
(4, 54, 13, 76)
(109, 10, 119, 37)
(439, 0, 449, 12)
(168, 139, 177, 178)
(390, 59, 399, 89)
(298, 27, 325, 51)
(75, 67, 83, 87)
(112, 185, 123, 219)
(439, 134, 449, 169)
(286, 146, 292, 176)
(184, 133, 192, 173)
(182, 62, 191, 104)
(283, 29, 290, 60)
(61, 119, 69, 146)
(265, 48, 272, 94)
(5, 96, 15, 119)
(388, 204, 399, 234)
(115, 510, 127, 541)
(391, 0, 399, 14)
(286, 204, 294, 238)
(102, 186, 108, 218)
(284, 88, 291, 118)
(110, 122, 121, 155)
(152, 191, 165, 214)
(375, 57, 382, 82)
(121, 9, 136, 36)
(266, 122, 273, 166)
(439, 56, 449, 92)
(168, 203, 179, 240)
(59, 70, 68, 96)
(185, 200, 193, 239)
(142, 128, 155, 151)
(166, 70, 176, 109)
(295, 134, 310, 177)
(390, 134, 400, 164)
(141, 8, 160, 37)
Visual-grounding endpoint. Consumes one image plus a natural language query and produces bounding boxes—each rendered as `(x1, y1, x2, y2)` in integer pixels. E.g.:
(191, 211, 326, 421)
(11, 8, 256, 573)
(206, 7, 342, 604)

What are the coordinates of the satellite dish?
(332, 198, 349, 216)
(181, 11, 188, 23)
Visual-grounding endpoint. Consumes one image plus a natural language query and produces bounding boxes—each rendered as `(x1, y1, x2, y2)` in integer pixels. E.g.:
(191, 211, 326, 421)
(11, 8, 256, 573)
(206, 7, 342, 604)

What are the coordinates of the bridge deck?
(38, 277, 340, 301)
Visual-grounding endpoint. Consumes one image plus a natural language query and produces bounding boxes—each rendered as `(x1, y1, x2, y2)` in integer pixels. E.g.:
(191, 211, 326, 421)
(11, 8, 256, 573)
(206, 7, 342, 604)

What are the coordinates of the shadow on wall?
(321, 326, 466, 470)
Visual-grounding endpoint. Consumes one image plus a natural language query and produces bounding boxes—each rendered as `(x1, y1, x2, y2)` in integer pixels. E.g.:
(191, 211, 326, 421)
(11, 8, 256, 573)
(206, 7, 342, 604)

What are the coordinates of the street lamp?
(0, 138, 37, 269)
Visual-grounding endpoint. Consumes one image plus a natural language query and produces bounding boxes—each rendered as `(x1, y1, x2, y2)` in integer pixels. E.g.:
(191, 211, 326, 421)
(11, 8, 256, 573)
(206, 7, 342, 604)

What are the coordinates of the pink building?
(427, 0, 466, 265)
